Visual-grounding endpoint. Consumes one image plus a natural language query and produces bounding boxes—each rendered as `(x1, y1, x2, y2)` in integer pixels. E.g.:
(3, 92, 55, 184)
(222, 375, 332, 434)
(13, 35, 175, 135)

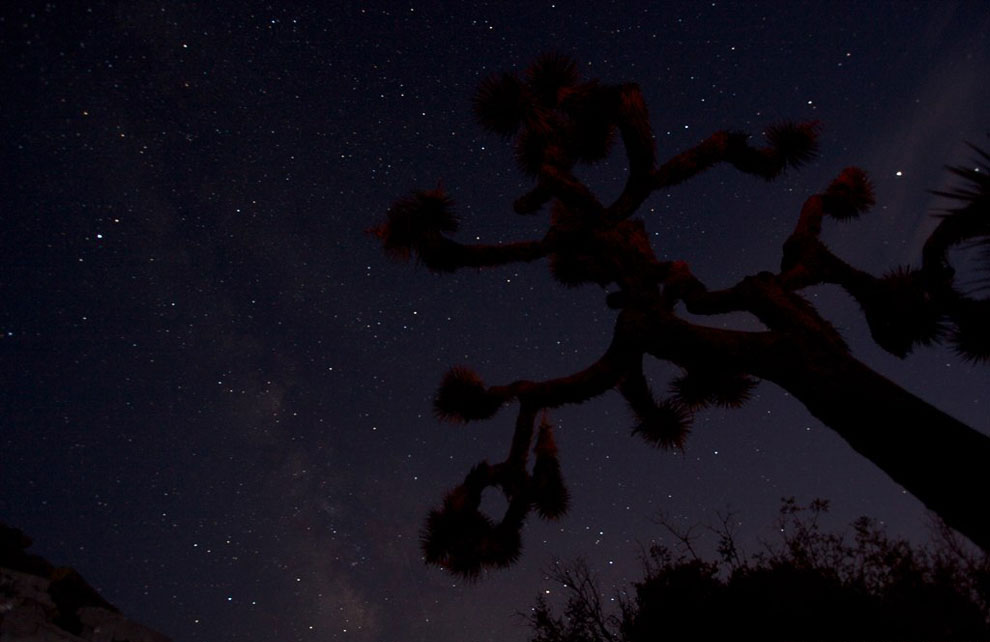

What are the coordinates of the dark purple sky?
(2, 2, 989, 640)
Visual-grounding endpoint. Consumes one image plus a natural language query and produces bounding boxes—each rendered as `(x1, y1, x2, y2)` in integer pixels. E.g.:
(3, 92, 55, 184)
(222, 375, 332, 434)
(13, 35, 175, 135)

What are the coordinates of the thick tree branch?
(418, 236, 552, 271)
(491, 335, 632, 410)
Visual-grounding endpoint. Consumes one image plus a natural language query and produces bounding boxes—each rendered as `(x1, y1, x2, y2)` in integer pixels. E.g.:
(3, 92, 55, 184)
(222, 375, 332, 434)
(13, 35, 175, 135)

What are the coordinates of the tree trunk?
(774, 348, 990, 552)
(643, 312, 990, 552)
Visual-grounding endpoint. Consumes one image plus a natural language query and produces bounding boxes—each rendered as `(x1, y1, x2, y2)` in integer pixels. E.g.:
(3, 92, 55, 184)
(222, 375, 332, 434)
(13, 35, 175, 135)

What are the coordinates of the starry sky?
(2, 1, 989, 640)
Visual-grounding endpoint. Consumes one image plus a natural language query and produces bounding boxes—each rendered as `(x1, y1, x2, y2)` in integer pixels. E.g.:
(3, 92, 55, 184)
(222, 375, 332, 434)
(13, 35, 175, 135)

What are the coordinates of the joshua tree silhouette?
(371, 54, 990, 577)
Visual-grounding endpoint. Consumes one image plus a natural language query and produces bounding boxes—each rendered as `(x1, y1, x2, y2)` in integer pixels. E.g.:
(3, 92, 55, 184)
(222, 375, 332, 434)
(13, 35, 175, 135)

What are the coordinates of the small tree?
(371, 54, 990, 577)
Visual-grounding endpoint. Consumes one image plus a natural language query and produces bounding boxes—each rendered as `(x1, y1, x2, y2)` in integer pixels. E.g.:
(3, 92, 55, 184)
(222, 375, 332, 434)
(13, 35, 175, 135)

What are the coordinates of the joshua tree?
(371, 54, 990, 577)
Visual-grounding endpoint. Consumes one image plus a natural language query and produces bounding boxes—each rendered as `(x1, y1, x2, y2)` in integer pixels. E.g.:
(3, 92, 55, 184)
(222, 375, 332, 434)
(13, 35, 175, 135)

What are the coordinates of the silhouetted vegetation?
(528, 500, 990, 641)
(372, 54, 990, 576)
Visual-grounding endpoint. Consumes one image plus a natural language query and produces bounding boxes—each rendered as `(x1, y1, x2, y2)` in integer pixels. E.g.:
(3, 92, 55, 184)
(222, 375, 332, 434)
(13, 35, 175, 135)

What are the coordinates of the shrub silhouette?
(372, 54, 990, 576)
(528, 500, 990, 641)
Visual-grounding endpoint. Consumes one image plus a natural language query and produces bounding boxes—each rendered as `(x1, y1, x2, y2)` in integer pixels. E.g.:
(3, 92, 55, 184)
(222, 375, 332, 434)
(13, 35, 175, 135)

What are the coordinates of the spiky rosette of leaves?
(933, 146, 990, 220)
(531, 421, 569, 519)
(631, 398, 692, 451)
(372, 188, 457, 260)
(421, 462, 526, 578)
(671, 368, 757, 409)
(822, 167, 875, 220)
(931, 148, 990, 277)
(421, 484, 494, 579)
(421, 511, 494, 578)
(474, 72, 528, 137)
(485, 521, 524, 568)
(525, 53, 579, 107)
(434, 366, 503, 422)
(950, 298, 990, 362)
(858, 267, 946, 358)
(765, 121, 820, 171)
(923, 148, 990, 281)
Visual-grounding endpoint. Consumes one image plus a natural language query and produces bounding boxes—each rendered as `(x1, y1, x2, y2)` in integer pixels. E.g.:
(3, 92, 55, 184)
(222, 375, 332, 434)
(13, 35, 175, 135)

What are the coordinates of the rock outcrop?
(0, 523, 170, 642)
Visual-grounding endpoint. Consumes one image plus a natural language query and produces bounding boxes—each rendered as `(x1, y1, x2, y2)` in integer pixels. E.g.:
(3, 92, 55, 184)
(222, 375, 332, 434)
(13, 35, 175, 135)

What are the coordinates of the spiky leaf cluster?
(473, 72, 527, 137)
(421, 502, 523, 578)
(950, 298, 990, 362)
(372, 188, 457, 260)
(434, 366, 503, 422)
(823, 167, 876, 220)
(765, 121, 821, 170)
(618, 366, 692, 451)
(671, 368, 757, 410)
(631, 398, 691, 451)
(421, 463, 524, 578)
(724, 123, 821, 180)
(422, 494, 495, 578)
(525, 53, 579, 106)
(420, 416, 578, 577)
(931, 147, 990, 288)
(473, 53, 621, 182)
(935, 147, 990, 222)
(858, 267, 945, 358)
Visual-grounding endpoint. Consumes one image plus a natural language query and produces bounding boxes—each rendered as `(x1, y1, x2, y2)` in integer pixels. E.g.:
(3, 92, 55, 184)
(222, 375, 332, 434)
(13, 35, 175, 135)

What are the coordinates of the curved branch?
(639, 308, 780, 376)
(538, 165, 604, 214)
(491, 338, 631, 410)
(661, 262, 847, 351)
(417, 236, 552, 272)
(507, 404, 538, 468)
(374, 187, 554, 271)
(608, 122, 820, 222)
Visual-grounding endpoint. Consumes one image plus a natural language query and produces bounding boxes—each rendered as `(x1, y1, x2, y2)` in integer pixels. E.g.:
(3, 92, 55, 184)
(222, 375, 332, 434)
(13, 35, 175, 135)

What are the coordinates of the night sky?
(2, 2, 990, 640)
